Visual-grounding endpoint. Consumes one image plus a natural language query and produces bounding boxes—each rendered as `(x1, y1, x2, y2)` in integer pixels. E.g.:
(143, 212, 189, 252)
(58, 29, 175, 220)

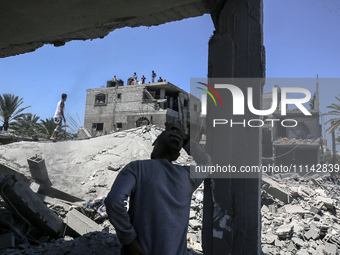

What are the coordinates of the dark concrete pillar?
(203, 0, 265, 254)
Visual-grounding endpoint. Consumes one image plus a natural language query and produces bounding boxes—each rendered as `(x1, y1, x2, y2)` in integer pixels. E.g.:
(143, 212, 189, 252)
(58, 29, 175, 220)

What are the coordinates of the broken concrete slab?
(30, 182, 83, 203)
(304, 227, 320, 240)
(262, 176, 293, 204)
(189, 219, 201, 230)
(276, 224, 293, 239)
(64, 209, 103, 236)
(0, 163, 30, 184)
(316, 196, 335, 210)
(283, 204, 309, 215)
(324, 242, 338, 255)
(0, 174, 63, 237)
(33, 192, 73, 212)
(292, 237, 305, 248)
(309, 205, 322, 214)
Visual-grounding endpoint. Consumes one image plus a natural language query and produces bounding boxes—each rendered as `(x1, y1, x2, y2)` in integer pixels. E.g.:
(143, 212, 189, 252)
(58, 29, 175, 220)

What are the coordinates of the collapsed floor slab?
(0, 174, 64, 237)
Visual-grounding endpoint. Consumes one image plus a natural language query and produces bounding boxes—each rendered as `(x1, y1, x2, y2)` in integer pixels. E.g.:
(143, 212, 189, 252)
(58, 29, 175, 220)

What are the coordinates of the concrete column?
(160, 88, 166, 109)
(169, 97, 173, 109)
(203, 0, 265, 254)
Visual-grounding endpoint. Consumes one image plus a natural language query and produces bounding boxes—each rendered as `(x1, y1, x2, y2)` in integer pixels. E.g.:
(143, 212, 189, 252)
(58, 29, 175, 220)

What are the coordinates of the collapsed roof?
(0, 0, 209, 58)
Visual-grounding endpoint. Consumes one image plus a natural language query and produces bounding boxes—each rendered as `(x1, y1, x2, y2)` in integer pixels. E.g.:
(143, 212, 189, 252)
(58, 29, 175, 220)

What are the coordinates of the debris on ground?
(261, 173, 340, 255)
(0, 126, 203, 254)
(1, 125, 339, 254)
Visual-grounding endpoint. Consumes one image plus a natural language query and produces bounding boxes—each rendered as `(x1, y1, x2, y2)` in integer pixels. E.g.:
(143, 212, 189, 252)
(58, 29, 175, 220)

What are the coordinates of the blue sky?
(0, 0, 339, 148)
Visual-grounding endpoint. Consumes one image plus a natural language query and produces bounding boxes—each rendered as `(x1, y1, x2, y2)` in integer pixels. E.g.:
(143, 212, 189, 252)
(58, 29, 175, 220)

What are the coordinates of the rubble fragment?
(262, 176, 293, 204)
(0, 174, 63, 237)
(261, 173, 340, 254)
(64, 209, 103, 236)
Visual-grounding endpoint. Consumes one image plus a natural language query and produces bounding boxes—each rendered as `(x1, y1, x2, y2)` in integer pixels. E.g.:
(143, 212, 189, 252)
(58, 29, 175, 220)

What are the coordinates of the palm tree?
(323, 95, 340, 133)
(0, 94, 31, 131)
(38, 117, 56, 139)
(309, 92, 316, 110)
(11, 114, 40, 138)
(323, 95, 340, 164)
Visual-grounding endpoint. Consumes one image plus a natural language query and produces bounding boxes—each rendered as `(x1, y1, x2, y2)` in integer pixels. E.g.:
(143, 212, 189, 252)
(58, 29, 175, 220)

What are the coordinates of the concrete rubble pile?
(3, 125, 339, 254)
(261, 173, 340, 255)
(0, 126, 202, 254)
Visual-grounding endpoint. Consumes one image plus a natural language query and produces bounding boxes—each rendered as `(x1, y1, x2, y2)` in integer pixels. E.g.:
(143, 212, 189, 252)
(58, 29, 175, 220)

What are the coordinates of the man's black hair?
(62, 93, 67, 99)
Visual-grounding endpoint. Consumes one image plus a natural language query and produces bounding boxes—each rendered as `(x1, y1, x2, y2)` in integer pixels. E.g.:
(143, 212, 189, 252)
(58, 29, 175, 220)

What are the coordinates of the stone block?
(27, 155, 52, 187)
(64, 209, 103, 236)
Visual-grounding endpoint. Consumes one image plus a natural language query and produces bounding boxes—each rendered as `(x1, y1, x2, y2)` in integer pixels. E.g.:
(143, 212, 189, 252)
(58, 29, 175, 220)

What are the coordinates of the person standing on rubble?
(133, 72, 138, 84)
(141, 75, 146, 84)
(151, 70, 156, 83)
(105, 124, 211, 255)
(50, 93, 67, 141)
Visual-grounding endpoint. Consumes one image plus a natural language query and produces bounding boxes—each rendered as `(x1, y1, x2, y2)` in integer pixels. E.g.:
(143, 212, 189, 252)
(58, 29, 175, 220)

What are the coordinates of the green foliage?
(0, 93, 30, 131)
(39, 117, 76, 140)
(38, 117, 56, 139)
(320, 151, 340, 164)
(11, 114, 40, 138)
(323, 95, 340, 133)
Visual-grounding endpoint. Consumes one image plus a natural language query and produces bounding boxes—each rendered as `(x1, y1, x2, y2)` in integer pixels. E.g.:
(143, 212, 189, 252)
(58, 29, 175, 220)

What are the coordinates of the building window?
(184, 99, 189, 107)
(95, 94, 106, 105)
(194, 104, 198, 112)
(92, 123, 104, 131)
(117, 93, 122, 99)
(136, 117, 150, 127)
(117, 122, 123, 129)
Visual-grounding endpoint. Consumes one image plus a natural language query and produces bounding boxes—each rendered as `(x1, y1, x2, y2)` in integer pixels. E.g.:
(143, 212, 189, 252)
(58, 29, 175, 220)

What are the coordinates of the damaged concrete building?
(262, 85, 322, 169)
(84, 80, 201, 136)
(1, 0, 265, 253)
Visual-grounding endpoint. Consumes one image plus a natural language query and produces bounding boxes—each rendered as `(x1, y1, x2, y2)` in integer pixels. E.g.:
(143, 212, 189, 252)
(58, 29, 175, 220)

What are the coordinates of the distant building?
(262, 85, 322, 170)
(84, 80, 201, 136)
